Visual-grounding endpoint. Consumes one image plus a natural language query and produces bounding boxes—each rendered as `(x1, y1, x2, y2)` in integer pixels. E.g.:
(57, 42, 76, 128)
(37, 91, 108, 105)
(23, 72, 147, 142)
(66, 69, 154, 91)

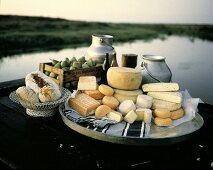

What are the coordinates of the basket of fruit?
(39, 56, 103, 89)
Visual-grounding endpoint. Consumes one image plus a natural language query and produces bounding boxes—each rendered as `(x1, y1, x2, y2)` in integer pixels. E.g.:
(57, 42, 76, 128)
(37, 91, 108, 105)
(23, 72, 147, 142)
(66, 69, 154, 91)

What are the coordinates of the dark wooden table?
(0, 79, 213, 170)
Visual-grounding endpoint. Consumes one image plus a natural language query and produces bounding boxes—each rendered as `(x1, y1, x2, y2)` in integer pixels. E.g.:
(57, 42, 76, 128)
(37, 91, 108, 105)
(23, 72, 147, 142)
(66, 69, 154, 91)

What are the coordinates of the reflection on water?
(0, 36, 212, 104)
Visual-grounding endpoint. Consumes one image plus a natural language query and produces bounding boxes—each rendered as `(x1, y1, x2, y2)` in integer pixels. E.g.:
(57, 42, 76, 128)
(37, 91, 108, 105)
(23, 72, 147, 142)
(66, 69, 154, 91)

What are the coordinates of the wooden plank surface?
(0, 80, 213, 169)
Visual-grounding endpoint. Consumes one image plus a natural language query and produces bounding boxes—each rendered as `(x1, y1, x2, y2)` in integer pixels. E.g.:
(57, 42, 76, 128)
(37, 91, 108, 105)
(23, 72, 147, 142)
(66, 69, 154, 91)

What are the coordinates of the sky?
(0, 0, 213, 24)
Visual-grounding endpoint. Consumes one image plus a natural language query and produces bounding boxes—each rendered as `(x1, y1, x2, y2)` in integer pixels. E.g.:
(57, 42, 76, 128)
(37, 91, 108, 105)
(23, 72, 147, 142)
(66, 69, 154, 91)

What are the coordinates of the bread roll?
(98, 84, 114, 96)
(102, 96, 119, 109)
(16, 86, 39, 103)
(153, 108, 171, 119)
(154, 117, 172, 127)
(170, 108, 185, 120)
(95, 105, 112, 119)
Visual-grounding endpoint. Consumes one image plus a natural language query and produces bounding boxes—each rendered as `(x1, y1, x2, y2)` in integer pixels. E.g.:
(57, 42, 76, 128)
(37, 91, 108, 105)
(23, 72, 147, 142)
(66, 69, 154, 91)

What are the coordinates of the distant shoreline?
(1, 15, 213, 56)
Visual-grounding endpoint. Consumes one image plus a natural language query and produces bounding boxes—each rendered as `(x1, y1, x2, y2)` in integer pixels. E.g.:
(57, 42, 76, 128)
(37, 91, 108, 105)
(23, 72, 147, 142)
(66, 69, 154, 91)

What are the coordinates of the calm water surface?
(0, 36, 212, 104)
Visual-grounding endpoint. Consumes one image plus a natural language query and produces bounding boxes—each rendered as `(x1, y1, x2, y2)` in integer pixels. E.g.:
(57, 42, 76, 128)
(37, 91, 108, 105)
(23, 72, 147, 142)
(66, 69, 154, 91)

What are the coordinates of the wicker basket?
(9, 87, 71, 117)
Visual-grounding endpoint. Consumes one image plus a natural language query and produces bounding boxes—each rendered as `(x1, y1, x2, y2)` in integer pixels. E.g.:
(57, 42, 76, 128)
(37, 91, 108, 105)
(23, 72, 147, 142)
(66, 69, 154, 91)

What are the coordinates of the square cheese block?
(77, 76, 97, 90)
(68, 93, 100, 117)
(147, 91, 182, 104)
(142, 83, 179, 92)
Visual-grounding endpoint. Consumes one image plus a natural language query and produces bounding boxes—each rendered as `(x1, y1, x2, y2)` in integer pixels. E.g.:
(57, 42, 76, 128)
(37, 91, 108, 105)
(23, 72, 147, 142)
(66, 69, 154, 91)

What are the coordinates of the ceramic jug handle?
(141, 61, 161, 82)
(141, 62, 173, 82)
(99, 38, 114, 49)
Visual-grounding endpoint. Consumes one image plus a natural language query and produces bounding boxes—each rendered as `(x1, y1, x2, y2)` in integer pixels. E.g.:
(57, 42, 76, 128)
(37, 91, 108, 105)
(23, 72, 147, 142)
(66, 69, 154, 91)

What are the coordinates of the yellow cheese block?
(142, 83, 179, 92)
(147, 91, 182, 104)
(107, 67, 142, 90)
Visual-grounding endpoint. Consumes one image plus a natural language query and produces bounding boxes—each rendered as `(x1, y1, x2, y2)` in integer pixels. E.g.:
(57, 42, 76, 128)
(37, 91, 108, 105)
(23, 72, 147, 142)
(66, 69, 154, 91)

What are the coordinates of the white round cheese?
(118, 100, 136, 115)
(136, 94, 153, 109)
(107, 67, 142, 90)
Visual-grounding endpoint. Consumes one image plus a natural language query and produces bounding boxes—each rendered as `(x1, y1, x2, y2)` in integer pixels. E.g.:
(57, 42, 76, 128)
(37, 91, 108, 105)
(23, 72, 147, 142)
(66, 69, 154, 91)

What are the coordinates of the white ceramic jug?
(87, 34, 116, 64)
(141, 54, 172, 84)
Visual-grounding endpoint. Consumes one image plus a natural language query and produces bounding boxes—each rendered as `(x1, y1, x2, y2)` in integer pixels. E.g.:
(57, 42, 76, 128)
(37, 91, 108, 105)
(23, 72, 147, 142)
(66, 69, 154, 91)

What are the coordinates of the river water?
(0, 36, 212, 104)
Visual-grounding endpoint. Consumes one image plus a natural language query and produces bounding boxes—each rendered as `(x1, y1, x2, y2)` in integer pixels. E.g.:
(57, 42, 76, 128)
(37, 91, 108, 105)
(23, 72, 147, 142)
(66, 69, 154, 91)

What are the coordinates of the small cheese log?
(95, 105, 112, 119)
(124, 110, 137, 124)
(170, 108, 185, 120)
(83, 89, 104, 100)
(135, 108, 152, 121)
(107, 111, 123, 122)
(153, 108, 171, 118)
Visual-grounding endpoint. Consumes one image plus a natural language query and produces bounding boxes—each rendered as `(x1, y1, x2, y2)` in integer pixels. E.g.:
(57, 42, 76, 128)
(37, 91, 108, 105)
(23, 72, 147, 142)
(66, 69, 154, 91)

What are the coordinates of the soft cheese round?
(136, 94, 153, 109)
(118, 100, 136, 115)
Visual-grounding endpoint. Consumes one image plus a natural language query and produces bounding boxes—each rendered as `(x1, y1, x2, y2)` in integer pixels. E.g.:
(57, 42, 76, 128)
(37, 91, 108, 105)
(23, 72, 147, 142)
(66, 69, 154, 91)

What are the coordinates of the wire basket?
(9, 87, 71, 117)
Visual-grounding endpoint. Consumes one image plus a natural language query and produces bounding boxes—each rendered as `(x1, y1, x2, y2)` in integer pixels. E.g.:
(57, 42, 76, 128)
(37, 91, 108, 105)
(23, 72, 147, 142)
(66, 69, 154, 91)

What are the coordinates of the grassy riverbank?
(0, 15, 213, 54)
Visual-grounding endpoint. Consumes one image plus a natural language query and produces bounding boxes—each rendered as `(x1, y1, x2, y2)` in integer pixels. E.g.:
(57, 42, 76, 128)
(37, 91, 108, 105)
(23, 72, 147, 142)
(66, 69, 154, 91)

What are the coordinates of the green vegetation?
(0, 15, 213, 54)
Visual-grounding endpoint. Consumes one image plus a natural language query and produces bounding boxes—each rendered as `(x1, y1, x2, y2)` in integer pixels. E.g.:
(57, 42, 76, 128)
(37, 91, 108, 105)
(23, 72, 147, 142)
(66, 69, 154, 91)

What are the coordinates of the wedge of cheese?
(68, 93, 100, 117)
(142, 83, 179, 92)
(147, 91, 182, 104)
(152, 98, 182, 111)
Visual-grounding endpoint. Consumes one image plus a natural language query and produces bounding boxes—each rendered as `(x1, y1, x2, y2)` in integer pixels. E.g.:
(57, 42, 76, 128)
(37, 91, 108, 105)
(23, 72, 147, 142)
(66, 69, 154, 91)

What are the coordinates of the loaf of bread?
(25, 71, 61, 102)
(16, 86, 39, 103)
(69, 93, 100, 117)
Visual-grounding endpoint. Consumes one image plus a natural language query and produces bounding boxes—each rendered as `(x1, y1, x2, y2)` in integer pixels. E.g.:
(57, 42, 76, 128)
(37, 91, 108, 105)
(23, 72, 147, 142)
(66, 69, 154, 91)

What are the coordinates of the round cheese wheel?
(114, 89, 142, 96)
(107, 67, 142, 90)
